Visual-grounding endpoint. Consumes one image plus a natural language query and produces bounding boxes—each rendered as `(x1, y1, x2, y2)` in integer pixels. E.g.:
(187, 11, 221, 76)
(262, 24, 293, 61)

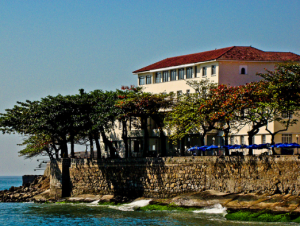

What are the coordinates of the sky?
(0, 0, 299, 176)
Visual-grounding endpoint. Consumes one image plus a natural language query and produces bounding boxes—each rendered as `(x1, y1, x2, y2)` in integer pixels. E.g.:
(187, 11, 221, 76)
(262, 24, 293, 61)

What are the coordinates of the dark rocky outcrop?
(0, 176, 50, 202)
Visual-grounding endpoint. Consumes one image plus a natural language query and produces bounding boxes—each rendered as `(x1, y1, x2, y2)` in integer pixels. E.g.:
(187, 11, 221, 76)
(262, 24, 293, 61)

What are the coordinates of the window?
(282, 134, 292, 143)
(230, 136, 234, 145)
(155, 72, 161, 83)
(171, 70, 177, 81)
(240, 136, 245, 145)
(211, 65, 216, 75)
(178, 69, 184, 80)
(146, 75, 151, 84)
(139, 76, 145, 85)
(163, 71, 169, 82)
(262, 135, 266, 144)
(202, 67, 207, 77)
(186, 67, 192, 79)
(239, 65, 248, 74)
(194, 66, 197, 78)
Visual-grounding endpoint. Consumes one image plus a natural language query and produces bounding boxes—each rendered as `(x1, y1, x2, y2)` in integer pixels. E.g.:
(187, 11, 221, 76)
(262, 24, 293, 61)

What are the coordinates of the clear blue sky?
(0, 0, 299, 176)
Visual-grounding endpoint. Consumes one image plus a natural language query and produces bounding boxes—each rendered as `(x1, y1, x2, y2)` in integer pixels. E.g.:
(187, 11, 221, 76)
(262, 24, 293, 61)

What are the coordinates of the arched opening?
(241, 67, 246, 74)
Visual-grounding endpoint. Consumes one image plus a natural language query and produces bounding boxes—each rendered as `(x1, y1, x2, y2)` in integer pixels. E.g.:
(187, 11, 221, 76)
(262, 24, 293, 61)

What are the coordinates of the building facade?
(106, 46, 300, 157)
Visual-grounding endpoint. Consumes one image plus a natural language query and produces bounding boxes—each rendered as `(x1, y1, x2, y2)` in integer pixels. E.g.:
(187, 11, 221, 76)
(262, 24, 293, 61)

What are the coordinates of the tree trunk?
(224, 131, 230, 156)
(160, 129, 166, 157)
(121, 120, 129, 158)
(248, 132, 254, 156)
(89, 134, 94, 159)
(60, 138, 68, 158)
(45, 147, 54, 160)
(94, 132, 101, 159)
(141, 116, 149, 157)
(99, 127, 115, 158)
(70, 133, 75, 158)
(51, 143, 59, 159)
(151, 115, 166, 157)
(180, 137, 185, 156)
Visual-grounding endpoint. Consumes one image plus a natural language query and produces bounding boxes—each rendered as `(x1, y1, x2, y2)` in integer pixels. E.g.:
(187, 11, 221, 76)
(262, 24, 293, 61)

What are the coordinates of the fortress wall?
(50, 156, 300, 198)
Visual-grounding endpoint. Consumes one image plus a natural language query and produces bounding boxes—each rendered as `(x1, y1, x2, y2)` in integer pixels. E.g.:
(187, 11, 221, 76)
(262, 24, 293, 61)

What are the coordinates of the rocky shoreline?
(0, 176, 49, 202)
(2, 176, 300, 215)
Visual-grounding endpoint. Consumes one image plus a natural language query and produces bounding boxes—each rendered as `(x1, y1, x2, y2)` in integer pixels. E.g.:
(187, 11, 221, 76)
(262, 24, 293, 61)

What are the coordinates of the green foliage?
(18, 134, 54, 159)
(165, 79, 217, 144)
(258, 62, 300, 108)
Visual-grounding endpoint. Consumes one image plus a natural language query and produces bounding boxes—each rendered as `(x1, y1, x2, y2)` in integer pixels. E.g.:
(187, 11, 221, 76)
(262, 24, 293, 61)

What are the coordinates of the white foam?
(193, 204, 227, 216)
(89, 200, 100, 205)
(110, 199, 152, 212)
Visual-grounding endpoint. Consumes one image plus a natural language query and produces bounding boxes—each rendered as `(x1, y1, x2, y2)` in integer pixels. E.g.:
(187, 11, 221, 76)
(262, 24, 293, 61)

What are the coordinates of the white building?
(131, 46, 300, 156)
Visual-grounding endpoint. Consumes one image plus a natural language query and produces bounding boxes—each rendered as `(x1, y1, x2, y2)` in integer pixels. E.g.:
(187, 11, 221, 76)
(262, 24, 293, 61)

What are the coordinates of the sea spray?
(193, 204, 227, 216)
(109, 199, 152, 211)
(89, 200, 100, 205)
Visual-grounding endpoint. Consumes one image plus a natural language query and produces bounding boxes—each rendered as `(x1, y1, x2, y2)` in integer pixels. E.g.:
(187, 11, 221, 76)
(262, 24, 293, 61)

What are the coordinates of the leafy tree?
(203, 84, 248, 155)
(116, 86, 174, 157)
(165, 80, 217, 155)
(0, 95, 75, 158)
(258, 62, 300, 108)
(18, 134, 58, 160)
(116, 85, 142, 158)
(257, 63, 300, 153)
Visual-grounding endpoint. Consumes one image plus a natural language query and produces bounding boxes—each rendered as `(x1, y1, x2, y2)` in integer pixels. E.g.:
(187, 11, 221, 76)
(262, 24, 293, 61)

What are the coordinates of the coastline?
(2, 176, 300, 213)
(2, 176, 300, 223)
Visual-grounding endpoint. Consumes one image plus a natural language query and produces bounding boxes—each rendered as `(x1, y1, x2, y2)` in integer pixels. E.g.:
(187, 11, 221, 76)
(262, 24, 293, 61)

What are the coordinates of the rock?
(9, 186, 14, 192)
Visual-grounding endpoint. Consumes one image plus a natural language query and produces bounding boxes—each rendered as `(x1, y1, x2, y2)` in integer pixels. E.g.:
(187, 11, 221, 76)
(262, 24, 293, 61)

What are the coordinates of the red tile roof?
(133, 46, 300, 73)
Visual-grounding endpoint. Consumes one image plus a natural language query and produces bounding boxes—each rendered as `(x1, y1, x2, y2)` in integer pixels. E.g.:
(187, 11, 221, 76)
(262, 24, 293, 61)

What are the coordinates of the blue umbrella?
(276, 143, 290, 148)
(206, 145, 219, 150)
(270, 143, 282, 148)
(289, 143, 300, 148)
(222, 145, 240, 149)
(247, 144, 260, 149)
(187, 146, 200, 152)
(257, 143, 270, 149)
(232, 144, 242, 149)
(199, 145, 209, 151)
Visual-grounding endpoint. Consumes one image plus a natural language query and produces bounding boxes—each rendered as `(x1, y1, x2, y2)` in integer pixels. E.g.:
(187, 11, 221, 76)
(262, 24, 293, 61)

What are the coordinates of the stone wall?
(52, 156, 300, 198)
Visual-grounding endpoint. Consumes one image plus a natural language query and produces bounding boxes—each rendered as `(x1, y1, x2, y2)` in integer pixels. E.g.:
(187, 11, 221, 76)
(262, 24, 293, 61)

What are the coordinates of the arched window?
(239, 65, 247, 75)
(241, 67, 246, 74)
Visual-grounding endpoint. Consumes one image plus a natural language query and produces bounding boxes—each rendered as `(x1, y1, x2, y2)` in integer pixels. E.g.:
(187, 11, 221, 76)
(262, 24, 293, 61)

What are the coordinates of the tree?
(18, 134, 58, 160)
(0, 95, 76, 158)
(116, 86, 174, 157)
(116, 86, 142, 158)
(257, 63, 300, 153)
(165, 80, 218, 154)
(258, 62, 300, 108)
(203, 84, 248, 155)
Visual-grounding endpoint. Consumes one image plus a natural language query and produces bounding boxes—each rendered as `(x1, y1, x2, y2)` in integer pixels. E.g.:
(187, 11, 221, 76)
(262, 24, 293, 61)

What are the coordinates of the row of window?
(139, 65, 217, 85)
(230, 134, 295, 145)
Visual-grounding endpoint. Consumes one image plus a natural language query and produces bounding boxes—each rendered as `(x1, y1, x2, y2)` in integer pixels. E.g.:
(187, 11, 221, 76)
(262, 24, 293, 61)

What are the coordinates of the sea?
(0, 176, 296, 226)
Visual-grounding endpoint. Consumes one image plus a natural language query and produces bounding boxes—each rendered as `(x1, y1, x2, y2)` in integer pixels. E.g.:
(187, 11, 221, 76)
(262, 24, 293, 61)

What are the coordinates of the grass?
(225, 210, 300, 223)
